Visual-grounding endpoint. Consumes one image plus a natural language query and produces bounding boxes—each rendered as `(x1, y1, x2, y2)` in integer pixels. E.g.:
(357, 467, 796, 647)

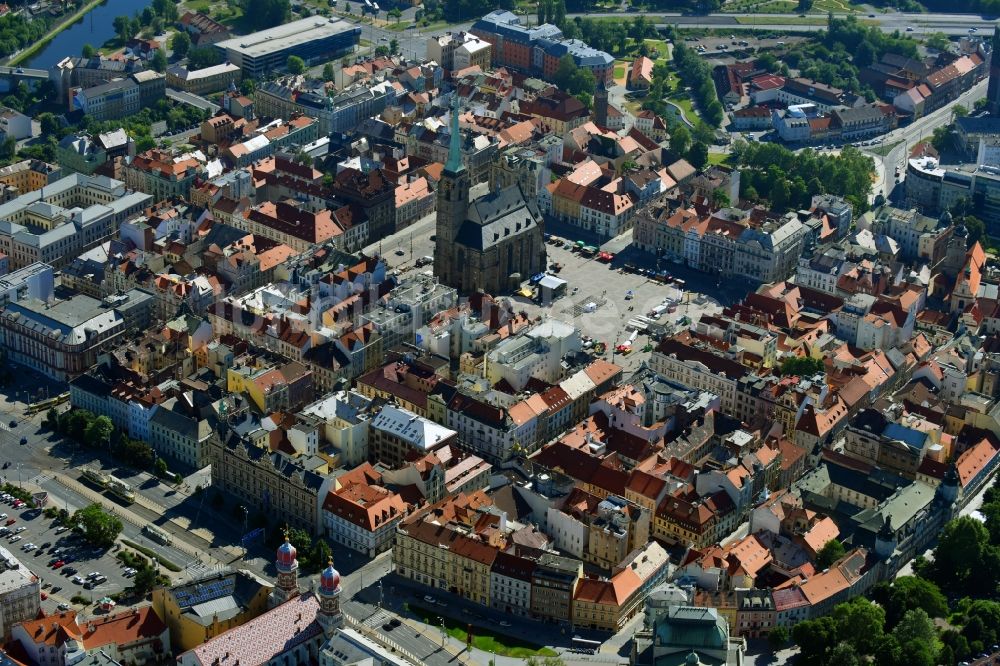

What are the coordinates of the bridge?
(0, 65, 49, 80)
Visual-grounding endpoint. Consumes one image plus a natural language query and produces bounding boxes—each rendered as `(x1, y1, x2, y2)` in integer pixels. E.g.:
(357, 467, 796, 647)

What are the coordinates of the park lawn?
(385, 21, 413, 31)
(668, 94, 698, 122)
(184, 0, 212, 11)
(409, 606, 558, 658)
(614, 63, 626, 79)
(708, 152, 731, 166)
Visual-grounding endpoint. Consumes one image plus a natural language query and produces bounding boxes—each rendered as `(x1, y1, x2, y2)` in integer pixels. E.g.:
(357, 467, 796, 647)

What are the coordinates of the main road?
(864, 77, 988, 204)
(342, 8, 1000, 68)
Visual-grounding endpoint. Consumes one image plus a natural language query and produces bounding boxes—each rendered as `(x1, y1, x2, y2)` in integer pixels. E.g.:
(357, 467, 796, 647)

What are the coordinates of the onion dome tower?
(316, 558, 343, 637)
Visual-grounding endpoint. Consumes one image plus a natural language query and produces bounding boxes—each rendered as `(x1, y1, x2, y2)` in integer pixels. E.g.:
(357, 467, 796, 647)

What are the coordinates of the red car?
(4, 519, 14, 526)
(40, 592, 47, 600)
(52, 560, 64, 569)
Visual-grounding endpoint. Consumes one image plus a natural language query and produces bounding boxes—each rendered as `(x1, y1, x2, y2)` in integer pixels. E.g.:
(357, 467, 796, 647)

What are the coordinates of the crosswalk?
(185, 560, 221, 579)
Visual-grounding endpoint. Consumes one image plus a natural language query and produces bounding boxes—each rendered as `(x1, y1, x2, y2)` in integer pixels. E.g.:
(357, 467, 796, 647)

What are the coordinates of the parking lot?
(0, 495, 138, 617)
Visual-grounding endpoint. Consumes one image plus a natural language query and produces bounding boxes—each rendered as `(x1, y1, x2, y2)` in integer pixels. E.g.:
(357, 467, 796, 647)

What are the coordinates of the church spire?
(445, 95, 464, 174)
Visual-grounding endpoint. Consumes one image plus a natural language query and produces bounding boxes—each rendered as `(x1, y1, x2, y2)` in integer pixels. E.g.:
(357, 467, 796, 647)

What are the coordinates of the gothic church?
(434, 98, 546, 294)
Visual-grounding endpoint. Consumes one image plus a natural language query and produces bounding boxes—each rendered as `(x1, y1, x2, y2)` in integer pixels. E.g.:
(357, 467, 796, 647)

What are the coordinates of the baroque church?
(434, 98, 546, 295)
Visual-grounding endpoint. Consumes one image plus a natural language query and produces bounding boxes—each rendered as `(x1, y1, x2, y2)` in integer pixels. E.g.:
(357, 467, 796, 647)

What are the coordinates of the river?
(26, 0, 155, 70)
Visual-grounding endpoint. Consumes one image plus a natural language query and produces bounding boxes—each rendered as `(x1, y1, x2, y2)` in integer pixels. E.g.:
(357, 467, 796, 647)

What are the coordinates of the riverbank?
(8, 0, 106, 66)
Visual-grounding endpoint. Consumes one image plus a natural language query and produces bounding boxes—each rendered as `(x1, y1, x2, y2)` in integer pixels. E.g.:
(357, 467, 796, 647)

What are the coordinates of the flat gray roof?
(215, 17, 359, 58)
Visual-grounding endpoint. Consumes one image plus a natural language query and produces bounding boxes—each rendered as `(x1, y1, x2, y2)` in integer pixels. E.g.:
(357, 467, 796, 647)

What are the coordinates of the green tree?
(82, 43, 95, 58)
(686, 141, 708, 170)
(188, 46, 222, 69)
(151, 49, 167, 73)
(38, 112, 59, 136)
(710, 188, 730, 209)
(154, 457, 168, 478)
(826, 642, 860, 666)
(768, 625, 790, 651)
(537, 0, 547, 25)
(322, 62, 335, 81)
(240, 0, 290, 30)
(872, 577, 948, 630)
(286, 527, 312, 570)
(926, 32, 950, 51)
(797, 0, 814, 10)
(389, 38, 399, 54)
(113, 15, 135, 43)
(833, 597, 885, 655)
(312, 537, 332, 567)
(131, 565, 159, 596)
(170, 31, 190, 58)
(553, 0, 566, 27)
(387, 6, 401, 22)
(925, 516, 994, 595)
(816, 538, 846, 569)
(792, 616, 838, 664)
(152, 0, 178, 21)
(892, 609, 939, 664)
(83, 415, 114, 449)
(779, 356, 825, 377)
(44, 407, 59, 431)
(669, 125, 691, 159)
(74, 503, 123, 547)
(286, 55, 306, 74)
(963, 215, 986, 248)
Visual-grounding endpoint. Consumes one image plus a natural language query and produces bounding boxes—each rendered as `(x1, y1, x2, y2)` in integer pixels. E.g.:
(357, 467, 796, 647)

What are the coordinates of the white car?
(9, 535, 21, 543)
(55, 526, 67, 534)
(86, 571, 101, 580)
(0, 513, 6, 520)
(14, 526, 26, 534)
(22, 543, 35, 551)
(72, 576, 85, 585)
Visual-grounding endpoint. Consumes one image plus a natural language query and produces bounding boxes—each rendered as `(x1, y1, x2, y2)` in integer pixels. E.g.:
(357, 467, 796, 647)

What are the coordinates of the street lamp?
(240, 506, 249, 559)
(439, 617, 446, 647)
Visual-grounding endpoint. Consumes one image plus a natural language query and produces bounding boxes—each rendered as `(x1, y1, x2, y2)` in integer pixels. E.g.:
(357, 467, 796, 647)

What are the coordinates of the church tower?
(316, 559, 343, 638)
(270, 533, 299, 607)
(594, 78, 609, 128)
(988, 23, 1000, 116)
(433, 96, 470, 288)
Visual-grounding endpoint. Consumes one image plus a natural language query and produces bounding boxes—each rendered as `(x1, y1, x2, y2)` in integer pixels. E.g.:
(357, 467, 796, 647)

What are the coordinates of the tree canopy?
(74, 503, 123, 548)
(240, 0, 290, 31)
(779, 356, 825, 377)
(735, 142, 875, 214)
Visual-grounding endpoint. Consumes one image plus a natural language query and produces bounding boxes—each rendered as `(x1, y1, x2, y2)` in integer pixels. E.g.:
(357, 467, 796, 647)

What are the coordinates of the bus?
(105, 476, 135, 504)
(143, 524, 171, 545)
(81, 467, 109, 489)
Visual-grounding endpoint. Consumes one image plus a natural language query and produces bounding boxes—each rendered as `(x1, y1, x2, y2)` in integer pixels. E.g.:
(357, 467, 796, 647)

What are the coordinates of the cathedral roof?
(453, 184, 540, 251)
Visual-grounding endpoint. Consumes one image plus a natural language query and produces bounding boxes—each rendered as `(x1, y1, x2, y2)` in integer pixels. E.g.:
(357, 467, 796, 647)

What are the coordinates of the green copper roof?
(445, 95, 464, 174)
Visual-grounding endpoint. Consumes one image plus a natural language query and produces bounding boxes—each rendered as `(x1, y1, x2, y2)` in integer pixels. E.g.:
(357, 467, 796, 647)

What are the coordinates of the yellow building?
(152, 570, 273, 652)
(0, 159, 60, 195)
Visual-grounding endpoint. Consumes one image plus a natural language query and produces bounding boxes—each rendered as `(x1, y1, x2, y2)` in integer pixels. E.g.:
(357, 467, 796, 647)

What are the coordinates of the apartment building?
(0, 546, 41, 639)
(166, 62, 241, 95)
(0, 173, 150, 270)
